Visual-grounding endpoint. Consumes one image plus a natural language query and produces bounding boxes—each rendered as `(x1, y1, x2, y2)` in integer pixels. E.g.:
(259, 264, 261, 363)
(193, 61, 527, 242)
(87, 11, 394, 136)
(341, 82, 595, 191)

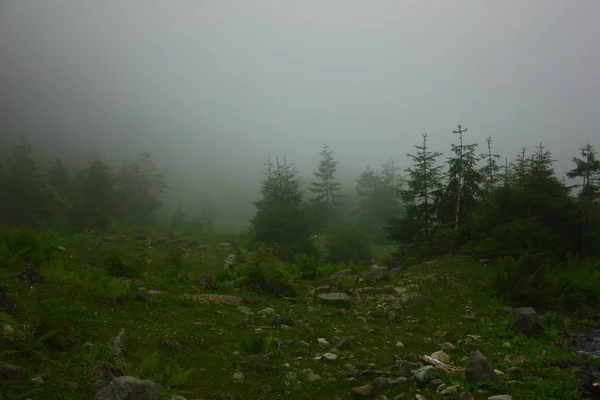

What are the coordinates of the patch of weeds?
(295, 254, 320, 280)
(241, 334, 271, 355)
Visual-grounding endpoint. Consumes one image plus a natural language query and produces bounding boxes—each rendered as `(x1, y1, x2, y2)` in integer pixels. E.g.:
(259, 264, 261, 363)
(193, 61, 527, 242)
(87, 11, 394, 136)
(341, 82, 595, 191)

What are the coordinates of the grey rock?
(508, 307, 544, 336)
(373, 377, 398, 389)
(465, 350, 498, 382)
(272, 315, 294, 326)
(488, 396, 513, 400)
(413, 366, 440, 384)
(361, 266, 390, 284)
(395, 360, 419, 377)
(316, 292, 351, 308)
(336, 339, 353, 350)
(94, 376, 161, 400)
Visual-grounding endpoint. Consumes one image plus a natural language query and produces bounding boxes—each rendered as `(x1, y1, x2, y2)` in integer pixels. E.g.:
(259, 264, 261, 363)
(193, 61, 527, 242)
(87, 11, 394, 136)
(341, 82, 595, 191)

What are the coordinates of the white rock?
(322, 352, 338, 361)
(317, 338, 329, 346)
(257, 307, 276, 317)
(232, 372, 244, 382)
(395, 341, 405, 347)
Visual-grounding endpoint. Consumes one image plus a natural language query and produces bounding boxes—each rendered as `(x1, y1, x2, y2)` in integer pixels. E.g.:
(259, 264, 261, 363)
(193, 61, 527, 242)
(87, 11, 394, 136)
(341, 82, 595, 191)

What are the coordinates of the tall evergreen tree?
(248, 157, 316, 261)
(567, 144, 600, 256)
(388, 133, 443, 242)
(309, 144, 342, 231)
(480, 137, 501, 202)
(437, 125, 483, 229)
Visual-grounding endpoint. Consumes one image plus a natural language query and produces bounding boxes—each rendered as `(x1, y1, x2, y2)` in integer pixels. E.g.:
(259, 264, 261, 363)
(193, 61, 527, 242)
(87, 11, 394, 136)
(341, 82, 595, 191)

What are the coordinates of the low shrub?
(324, 228, 372, 266)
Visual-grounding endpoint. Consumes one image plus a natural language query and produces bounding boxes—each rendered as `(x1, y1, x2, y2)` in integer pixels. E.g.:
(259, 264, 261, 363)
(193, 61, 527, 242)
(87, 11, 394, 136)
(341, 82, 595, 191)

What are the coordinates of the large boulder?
(316, 292, 351, 308)
(94, 376, 161, 400)
(508, 307, 544, 336)
(360, 266, 390, 284)
(465, 350, 498, 382)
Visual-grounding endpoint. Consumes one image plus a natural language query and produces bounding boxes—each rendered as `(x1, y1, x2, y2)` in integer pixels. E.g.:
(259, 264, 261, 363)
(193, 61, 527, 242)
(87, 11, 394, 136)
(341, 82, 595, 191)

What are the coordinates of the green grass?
(0, 232, 595, 399)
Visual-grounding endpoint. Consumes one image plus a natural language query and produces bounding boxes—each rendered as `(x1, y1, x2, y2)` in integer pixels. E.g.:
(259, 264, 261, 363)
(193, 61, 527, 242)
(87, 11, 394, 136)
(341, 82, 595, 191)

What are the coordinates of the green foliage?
(0, 227, 57, 268)
(241, 334, 271, 355)
(324, 227, 372, 266)
(295, 253, 320, 280)
(248, 157, 316, 262)
(240, 248, 298, 297)
(492, 255, 600, 314)
(309, 144, 343, 231)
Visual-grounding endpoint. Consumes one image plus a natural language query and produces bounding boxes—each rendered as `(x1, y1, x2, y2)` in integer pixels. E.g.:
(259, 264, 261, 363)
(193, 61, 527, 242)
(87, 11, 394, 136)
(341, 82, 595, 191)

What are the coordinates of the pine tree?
(567, 144, 600, 256)
(388, 133, 443, 242)
(437, 125, 483, 229)
(248, 157, 316, 261)
(309, 144, 342, 230)
(480, 137, 501, 201)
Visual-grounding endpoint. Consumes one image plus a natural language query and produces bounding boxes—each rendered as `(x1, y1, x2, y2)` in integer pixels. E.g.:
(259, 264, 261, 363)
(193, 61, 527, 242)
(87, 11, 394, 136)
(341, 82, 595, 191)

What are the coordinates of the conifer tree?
(388, 133, 443, 242)
(479, 137, 501, 201)
(248, 157, 316, 261)
(309, 144, 342, 230)
(437, 125, 483, 229)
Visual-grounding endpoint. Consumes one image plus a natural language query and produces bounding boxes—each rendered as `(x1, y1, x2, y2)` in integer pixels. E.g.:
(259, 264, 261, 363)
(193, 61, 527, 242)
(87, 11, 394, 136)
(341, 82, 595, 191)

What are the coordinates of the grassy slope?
(0, 234, 589, 399)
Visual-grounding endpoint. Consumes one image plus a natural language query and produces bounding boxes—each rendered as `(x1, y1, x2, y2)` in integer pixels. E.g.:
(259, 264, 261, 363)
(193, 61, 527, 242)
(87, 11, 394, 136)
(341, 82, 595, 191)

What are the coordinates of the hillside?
(1, 231, 596, 400)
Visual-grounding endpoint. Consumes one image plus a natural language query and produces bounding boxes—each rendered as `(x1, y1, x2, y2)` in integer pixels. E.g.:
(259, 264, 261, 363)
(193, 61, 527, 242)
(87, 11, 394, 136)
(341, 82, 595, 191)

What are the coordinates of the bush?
(240, 248, 297, 297)
(324, 228, 372, 266)
(295, 254, 320, 280)
(492, 254, 600, 315)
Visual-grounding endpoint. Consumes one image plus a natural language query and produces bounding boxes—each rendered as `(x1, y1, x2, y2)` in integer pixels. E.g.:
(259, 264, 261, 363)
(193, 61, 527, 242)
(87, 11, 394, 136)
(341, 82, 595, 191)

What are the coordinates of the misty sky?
(1, 1, 599, 226)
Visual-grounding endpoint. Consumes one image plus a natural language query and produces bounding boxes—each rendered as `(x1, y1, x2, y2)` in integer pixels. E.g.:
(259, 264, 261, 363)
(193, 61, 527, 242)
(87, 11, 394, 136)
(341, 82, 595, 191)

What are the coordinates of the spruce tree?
(309, 144, 342, 231)
(479, 137, 501, 202)
(388, 133, 443, 242)
(248, 157, 316, 261)
(437, 125, 483, 229)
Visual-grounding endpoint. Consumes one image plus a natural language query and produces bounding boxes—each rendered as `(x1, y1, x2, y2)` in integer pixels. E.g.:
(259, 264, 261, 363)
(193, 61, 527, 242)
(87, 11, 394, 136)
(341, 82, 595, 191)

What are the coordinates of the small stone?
(336, 339, 352, 350)
(83, 342, 94, 348)
(352, 384, 375, 398)
(508, 307, 544, 336)
(306, 372, 322, 382)
(237, 306, 254, 316)
(317, 338, 329, 345)
(322, 352, 338, 361)
(317, 292, 351, 308)
(488, 396, 513, 400)
(430, 350, 451, 364)
(413, 366, 440, 384)
(395, 341, 405, 348)
(272, 315, 294, 326)
(439, 385, 461, 395)
(440, 342, 456, 352)
(502, 342, 512, 348)
(257, 307, 276, 317)
(31, 375, 44, 386)
(373, 377, 397, 389)
(427, 379, 443, 389)
(465, 351, 498, 382)
(232, 371, 245, 382)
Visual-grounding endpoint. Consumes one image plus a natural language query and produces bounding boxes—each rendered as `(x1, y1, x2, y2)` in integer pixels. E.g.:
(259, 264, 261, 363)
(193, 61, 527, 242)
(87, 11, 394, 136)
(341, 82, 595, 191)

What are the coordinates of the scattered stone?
(195, 276, 217, 290)
(312, 286, 333, 296)
(508, 307, 544, 336)
(413, 366, 440, 385)
(223, 254, 236, 269)
(89, 362, 123, 384)
(317, 338, 329, 346)
(17, 264, 43, 283)
(395, 360, 420, 377)
(503, 342, 512, 348)
(439, 385, 461, 395)
(83, 342, 95, 349)
(316, 292, 351, 308)
(465, 350, 498, 382)
(462, 392, 474, 400)
(237, 306, 253, 316)
(245, 354, 269, 364)
(430, 350, 451, 364)
(395, 341, 405, 348)
(440, 342, 456, 352)
(31, 375, 44, 386)
(361, 266, 390, 284)
(272, 315, 294, 326)
(373, 377, 398, 389)
(230, 276, 249, 289)
(336, 338, 352, 350)
(352, 384, 375, 398)
(93, 376, 161, 400)
(322, 352, 338, 361)
(257, 307, 276, 317)
(427, 379, 443, 389)
(232, 372, 245, 382)
(488, 395, 513, 400)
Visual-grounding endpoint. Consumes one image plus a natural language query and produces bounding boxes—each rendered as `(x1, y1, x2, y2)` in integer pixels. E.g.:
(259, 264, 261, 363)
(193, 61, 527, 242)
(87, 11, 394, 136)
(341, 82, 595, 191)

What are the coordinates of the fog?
(1, 0, 599, 230)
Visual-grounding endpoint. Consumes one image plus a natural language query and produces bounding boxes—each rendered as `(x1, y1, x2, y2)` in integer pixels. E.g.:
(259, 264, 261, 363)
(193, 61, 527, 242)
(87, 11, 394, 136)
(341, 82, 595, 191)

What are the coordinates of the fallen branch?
(419, 355, 461, 372)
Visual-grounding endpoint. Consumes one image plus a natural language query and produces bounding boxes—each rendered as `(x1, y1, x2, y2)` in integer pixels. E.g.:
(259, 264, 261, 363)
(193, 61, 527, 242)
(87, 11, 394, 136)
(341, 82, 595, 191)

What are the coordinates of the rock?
(488, 396, 513, 400)
(352, 384, 375, 398)
(223, 254, 236, 269)
(272, 315, 294, 326)
(427, 379, 443, 389)
(31, 375, 44, 386)
(306, 372, 322, 382)
(413, 366, 440, 384)
(312, 286, 333, 295)
(336, 338, 352, 350)
(17, 264, 43, 283)
(0, 362, 21, 378)
(93, 376, 161, 400)
(245, 354, 269, 364)
(232, 371, 245, 382)
(439, 385, 461, 395)
(395, 341, 405, 348)
(316, 292, 351, 308)
(237, 306, 254, 316)
(195, 276, 217, 290)
(317, 338, 329, 346)
(462, 392, 474, 400)
(322, 352, 338, 361)
(0, 291, 15, 312)
(361, 266, 390, 284)
(89, 363, 123, 384)
(395, 360, 419, 377)
(430, 350, 451, 364)
(373, 377, 398, 389)
(229, 276, 249, 289)
(508, 307, 544, 336)
(465, 350, 498, 382)
(440, 342, 456, 352)
(257, 307, 276, 317)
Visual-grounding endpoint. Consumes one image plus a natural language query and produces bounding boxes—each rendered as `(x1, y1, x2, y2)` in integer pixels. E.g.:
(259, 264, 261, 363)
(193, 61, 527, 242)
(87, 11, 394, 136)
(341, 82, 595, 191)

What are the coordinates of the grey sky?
(1, 0, 599, 227)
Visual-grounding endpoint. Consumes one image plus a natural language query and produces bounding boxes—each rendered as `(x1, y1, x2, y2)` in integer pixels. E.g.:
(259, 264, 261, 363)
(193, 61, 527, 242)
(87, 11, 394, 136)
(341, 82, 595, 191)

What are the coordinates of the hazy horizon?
(1, 0, 599, 230)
